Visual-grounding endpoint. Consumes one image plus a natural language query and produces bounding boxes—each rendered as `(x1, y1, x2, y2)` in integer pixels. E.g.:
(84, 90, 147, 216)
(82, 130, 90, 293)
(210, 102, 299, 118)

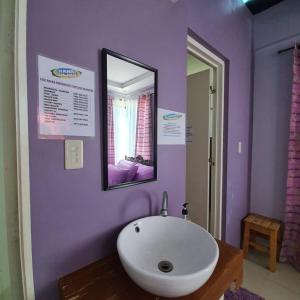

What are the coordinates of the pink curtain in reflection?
(280, 47, 300, 271)
(107, 95, 115, 165)
(135, 94, 152, 160)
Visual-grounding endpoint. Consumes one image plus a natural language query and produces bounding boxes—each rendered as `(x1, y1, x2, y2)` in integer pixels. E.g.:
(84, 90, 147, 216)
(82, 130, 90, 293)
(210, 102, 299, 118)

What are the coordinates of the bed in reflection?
(108, 156, 154, 186)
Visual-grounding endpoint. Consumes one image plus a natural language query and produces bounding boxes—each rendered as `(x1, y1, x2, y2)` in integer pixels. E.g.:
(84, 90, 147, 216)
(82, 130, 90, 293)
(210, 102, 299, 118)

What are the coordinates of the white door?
(186, 69, 211, 230)
(187, 36, 225, 239)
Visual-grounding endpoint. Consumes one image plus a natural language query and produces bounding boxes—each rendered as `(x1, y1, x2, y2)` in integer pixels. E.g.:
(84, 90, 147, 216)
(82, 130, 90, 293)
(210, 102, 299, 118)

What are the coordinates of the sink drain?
(158, 261, 173, 273)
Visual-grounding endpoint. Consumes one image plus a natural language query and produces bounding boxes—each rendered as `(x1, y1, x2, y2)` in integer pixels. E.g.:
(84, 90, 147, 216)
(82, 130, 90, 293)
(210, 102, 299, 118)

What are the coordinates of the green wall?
(0, 0, 23, 299)
(187, 53, 210, 76)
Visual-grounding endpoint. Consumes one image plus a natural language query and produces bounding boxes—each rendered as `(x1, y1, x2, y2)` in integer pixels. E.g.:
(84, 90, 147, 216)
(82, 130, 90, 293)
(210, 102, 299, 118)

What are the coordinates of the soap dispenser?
(182, 203, 189, 220)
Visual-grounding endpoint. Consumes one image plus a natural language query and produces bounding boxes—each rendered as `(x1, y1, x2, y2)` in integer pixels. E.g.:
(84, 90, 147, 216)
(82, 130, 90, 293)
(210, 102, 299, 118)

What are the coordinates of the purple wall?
(250, 0, 300, 220)
(27, 0, 252, 299)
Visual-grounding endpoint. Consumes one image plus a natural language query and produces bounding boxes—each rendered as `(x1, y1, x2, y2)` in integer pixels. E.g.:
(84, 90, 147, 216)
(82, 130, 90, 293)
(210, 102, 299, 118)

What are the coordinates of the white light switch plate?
(65, 140, 83, 169)
(238, 141, 242, 154)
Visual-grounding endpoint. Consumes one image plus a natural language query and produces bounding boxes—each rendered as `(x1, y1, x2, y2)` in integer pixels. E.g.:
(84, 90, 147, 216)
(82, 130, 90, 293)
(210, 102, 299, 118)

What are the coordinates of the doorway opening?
(186, 34, 225, 239)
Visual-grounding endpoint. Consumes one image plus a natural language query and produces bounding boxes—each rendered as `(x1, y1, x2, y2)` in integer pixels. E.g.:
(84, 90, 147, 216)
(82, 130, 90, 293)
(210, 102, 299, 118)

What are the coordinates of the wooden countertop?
(59, 240, 243, 300)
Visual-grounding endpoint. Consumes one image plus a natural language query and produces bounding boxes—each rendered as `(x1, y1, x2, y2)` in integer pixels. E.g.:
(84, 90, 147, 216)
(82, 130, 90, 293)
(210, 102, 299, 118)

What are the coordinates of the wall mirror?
(102, 49, 157, 190)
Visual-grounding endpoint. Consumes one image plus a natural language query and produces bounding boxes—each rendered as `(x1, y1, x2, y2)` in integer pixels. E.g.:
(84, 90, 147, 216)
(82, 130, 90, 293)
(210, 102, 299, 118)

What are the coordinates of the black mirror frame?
(102, 48, 158, 190)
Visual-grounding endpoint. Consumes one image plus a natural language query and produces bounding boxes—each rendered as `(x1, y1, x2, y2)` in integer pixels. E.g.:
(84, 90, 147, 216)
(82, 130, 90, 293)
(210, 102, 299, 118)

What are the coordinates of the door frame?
(15, 0, 35, 299)
(187, 29, 229, 240)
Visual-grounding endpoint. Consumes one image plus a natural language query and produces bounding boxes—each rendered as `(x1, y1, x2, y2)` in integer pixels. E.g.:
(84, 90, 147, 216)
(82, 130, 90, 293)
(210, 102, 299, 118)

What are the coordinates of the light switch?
(65, 140, 83, 169)
(238, 141, 242, 154)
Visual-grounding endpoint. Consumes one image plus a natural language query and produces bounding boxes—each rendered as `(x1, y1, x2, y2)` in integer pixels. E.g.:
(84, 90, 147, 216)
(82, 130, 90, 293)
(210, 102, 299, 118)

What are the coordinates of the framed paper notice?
(158, 108, 186, 145)
(38, 55, 95, 137)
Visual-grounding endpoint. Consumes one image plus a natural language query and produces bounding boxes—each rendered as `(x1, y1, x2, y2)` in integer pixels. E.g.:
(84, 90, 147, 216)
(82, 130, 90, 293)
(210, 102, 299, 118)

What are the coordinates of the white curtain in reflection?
(113, 98, 138, 164)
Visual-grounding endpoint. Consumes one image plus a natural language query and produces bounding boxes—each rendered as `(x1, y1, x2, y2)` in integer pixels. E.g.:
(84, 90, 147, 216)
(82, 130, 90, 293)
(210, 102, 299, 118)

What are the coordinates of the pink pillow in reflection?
(108, 164, 128, 185)
(135, 163, 154, 181)
(117, 160, 138, 182)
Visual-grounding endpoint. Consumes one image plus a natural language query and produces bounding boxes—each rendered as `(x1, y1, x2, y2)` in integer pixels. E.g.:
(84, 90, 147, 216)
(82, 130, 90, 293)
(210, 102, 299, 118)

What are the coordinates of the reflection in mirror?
(102, 49, 157, 190)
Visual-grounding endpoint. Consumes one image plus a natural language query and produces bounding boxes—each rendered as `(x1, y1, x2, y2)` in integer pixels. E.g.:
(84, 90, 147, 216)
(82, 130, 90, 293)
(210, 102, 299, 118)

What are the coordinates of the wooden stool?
(243, 213, 281, 272)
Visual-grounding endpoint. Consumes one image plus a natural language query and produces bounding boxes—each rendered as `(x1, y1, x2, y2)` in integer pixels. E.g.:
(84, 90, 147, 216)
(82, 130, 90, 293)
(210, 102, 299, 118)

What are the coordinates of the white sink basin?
(117, 216, 219, 297)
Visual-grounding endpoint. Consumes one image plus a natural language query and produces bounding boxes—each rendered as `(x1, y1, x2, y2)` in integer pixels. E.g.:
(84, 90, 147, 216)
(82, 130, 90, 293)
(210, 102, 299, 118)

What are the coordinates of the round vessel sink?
(117, 216, 219, 297)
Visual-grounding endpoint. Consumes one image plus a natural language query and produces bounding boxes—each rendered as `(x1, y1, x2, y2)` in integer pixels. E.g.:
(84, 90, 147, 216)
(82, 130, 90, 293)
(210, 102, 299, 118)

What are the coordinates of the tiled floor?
(242, 250, 300, 300)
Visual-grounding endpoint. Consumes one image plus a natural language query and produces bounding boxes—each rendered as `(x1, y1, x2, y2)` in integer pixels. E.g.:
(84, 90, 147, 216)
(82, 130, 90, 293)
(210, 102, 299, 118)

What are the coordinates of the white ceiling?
(107, 55, 154, 94)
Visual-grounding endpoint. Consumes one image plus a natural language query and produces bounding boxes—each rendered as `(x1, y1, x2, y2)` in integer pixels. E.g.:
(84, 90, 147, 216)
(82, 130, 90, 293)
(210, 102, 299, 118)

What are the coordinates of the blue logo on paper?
(163, 113, 182, 121)
(51, 68, 81, 78)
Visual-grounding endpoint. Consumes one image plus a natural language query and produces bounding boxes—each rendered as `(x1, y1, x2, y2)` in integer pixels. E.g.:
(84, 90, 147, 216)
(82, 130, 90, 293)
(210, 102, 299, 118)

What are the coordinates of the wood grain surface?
(59, 240, 243, 300)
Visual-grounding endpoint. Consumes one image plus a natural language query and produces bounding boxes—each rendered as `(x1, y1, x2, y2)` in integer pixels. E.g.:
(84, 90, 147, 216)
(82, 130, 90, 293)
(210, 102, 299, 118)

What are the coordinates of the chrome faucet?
(160, 191, 168, 217)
